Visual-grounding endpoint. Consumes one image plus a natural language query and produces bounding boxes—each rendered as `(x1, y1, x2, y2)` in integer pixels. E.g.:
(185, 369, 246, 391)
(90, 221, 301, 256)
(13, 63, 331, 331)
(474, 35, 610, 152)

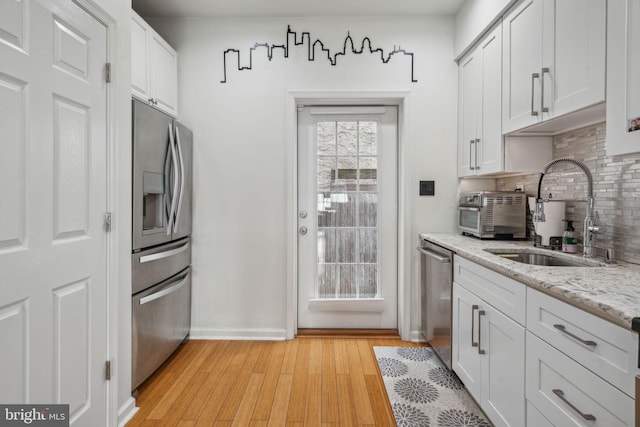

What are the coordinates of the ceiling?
(131, 0, 465, 18)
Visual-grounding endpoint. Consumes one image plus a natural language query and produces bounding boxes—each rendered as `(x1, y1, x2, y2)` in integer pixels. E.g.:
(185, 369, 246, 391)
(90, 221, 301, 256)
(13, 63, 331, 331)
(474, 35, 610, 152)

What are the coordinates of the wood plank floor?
(127, 334, 426, 426)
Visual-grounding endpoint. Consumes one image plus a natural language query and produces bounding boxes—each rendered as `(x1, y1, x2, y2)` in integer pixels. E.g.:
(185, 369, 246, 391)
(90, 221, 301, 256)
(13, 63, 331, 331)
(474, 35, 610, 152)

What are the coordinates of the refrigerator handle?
(164, 131, 173, 236)
(173, 126, 186, 234)
(167, 123, 179, 235)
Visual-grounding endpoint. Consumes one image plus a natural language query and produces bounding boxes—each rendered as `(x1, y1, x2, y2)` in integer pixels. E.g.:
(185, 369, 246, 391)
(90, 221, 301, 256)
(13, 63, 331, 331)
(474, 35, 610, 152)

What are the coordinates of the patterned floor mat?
(373, 346, 492, 427)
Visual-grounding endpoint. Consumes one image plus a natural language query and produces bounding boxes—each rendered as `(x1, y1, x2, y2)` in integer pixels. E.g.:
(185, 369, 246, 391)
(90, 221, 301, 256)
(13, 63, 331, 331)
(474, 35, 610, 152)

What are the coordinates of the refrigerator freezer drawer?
(132, 267, 191, 390)
(132, 237, 190, 294)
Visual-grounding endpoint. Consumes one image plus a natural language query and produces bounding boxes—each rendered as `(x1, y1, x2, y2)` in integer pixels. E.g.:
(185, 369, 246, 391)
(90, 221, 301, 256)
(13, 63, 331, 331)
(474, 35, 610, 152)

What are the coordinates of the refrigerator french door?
(131, 99, 193, 391)
(132, 99, 192, 250)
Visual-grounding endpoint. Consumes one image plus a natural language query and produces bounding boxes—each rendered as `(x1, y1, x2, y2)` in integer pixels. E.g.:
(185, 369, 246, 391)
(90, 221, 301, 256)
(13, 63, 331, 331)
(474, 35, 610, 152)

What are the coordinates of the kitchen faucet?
(533, 157, 601, 257)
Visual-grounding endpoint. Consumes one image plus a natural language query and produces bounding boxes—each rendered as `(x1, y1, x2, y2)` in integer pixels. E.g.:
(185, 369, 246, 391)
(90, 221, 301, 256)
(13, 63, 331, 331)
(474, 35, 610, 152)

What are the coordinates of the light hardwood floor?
(127, 332, 426, 426)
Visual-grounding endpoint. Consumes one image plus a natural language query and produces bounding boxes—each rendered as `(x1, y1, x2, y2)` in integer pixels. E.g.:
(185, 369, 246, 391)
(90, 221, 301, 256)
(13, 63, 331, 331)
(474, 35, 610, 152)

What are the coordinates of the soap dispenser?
(562, 220, 577, 254)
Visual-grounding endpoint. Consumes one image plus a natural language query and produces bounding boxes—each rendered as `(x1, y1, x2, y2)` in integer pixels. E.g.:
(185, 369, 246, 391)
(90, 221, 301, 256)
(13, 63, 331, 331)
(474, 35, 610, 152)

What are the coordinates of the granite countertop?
(419, 232, 640, 331)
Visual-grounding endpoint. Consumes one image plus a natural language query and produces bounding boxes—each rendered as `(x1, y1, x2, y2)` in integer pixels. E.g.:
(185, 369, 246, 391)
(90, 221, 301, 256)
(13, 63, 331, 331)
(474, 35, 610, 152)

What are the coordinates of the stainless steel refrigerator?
(131, 99, 193, 391)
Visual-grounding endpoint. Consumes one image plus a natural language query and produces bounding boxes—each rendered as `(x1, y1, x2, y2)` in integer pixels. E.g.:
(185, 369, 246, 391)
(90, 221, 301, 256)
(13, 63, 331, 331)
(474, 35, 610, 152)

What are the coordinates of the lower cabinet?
(451, 255, 639, 427)
(526, 332, 634, 426)
(452, 282, 526, 427)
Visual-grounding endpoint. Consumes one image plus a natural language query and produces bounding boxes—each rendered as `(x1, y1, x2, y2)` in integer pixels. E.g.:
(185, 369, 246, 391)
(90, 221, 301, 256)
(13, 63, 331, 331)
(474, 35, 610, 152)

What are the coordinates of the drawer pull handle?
(553, 324, 597, 347)
(552, 389, 596, 421)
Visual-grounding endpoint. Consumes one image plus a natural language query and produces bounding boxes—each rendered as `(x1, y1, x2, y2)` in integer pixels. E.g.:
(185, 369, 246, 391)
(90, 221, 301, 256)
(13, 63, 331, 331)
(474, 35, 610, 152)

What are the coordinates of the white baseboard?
(190, 327, 288, 341)
(117, 396, 138, 427)
(408, 329, 427, 343)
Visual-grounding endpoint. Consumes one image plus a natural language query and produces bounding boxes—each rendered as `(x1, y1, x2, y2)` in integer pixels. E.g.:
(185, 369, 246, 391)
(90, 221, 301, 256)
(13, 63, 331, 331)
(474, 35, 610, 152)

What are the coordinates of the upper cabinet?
(502, 0, 606, 134)
(606, 1, 640, 156)
(131, 11, 178, 118)
(458, 23, 503, 177)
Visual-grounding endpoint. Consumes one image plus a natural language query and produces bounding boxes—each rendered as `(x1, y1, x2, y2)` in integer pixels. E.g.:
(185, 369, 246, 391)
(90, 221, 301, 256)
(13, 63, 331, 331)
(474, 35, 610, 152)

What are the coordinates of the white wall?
(149, 16, 458, 340)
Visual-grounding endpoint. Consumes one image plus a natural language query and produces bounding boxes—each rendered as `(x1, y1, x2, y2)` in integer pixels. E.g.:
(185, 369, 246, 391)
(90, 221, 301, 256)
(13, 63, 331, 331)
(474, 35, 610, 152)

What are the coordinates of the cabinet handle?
(471, 305, 479, 347)
(469, 140, 476, 170)
(541, 67, 549, 113)
(553, 324, 597, 347)
(531, 73, 540, 116)
(474, 138, 480, 170)
(552, 389, 596, 421)
(477, 309, 486, 355)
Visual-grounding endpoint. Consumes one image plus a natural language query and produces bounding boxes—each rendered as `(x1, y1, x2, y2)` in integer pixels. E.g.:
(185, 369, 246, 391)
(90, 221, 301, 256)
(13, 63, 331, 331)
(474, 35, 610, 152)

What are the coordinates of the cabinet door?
(452, 283, 482, 400)
(131, 12, 150, 102)
(606, 0, 640, 156)
(477, 24, 503, 175)
(480, 305, 525, 427)
(502, 0, 543, 133)
(458, 51, 479, 177)
(149, 32, 178, 117)
(542, 0, 605, 120)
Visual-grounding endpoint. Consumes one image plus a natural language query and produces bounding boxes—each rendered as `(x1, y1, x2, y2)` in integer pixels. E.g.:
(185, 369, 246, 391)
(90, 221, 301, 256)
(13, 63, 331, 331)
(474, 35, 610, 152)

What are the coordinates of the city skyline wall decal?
(221, 25, 418, 83)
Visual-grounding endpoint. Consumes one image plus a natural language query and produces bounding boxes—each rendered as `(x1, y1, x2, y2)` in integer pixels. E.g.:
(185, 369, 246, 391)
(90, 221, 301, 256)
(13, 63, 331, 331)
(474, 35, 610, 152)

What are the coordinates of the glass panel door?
(316, 120, 379, 299)
(297, 105, 398, 329)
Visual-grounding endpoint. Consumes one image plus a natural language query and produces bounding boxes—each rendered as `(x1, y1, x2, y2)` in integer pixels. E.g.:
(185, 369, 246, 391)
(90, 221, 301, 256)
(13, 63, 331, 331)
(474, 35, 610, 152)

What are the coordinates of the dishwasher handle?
(417, 246, 452, 263)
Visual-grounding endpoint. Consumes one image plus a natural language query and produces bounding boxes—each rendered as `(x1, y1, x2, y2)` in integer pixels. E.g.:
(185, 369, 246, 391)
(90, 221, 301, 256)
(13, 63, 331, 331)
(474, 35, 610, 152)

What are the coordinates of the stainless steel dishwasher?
(418, 239, 453, 369)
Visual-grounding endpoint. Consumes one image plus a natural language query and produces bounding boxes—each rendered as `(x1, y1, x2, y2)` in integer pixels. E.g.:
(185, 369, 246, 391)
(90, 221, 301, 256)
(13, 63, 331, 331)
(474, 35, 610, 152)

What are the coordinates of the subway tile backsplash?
(496, 122, 640, 265)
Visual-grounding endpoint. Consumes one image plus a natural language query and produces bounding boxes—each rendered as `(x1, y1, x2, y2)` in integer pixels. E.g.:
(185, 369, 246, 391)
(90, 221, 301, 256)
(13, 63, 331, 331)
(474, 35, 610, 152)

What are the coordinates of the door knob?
(299, 226, 308, 235)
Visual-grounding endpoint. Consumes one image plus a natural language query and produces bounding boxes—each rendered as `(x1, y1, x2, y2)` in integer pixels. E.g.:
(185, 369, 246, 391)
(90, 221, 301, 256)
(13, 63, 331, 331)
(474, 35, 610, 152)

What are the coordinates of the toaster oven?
(458, 191, 527, 239)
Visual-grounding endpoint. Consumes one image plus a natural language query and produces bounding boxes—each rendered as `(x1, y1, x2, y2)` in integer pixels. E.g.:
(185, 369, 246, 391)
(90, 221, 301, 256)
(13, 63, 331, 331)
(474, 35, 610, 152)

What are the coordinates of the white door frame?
(285, 90, 412, 340)
(69, 0, 120, 425)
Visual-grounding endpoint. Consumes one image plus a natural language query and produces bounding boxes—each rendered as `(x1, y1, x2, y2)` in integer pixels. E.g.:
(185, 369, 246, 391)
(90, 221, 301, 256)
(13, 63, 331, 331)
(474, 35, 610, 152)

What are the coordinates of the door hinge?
(104, 212, 112, 232)
(105, 360, 111, 381)
(105, 62, 112, 83)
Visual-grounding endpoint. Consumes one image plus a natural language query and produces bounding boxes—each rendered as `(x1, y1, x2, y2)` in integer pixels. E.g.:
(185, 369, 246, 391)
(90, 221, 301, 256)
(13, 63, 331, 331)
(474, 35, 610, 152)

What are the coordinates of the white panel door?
(0, 0, 108, 425)
(297, 106, 398, 329)
(149, 31, 178, 117)
(542, 0, 606, 120)
(457, 51, 479, 177)
(452, 282, 482, 401)
(480, 303, 525, 427)
(502, 0, 543, 133)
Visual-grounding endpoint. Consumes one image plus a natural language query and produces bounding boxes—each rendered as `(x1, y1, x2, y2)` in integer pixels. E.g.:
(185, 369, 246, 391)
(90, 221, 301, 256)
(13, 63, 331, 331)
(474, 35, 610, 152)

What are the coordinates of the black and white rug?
(373, 346, 492, 427)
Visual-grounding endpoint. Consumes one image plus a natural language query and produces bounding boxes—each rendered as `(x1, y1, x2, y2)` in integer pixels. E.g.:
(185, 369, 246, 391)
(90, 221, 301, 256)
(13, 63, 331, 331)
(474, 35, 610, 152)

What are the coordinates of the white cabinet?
(502, 0, 606, 134)
(452, 256, 526, 427)
(458, 23, 503, 177)
(526, 287, 638, 426)
(606, 0, 640, 156)
(131, 11, 178, 117)
(526, 332, 634, 426)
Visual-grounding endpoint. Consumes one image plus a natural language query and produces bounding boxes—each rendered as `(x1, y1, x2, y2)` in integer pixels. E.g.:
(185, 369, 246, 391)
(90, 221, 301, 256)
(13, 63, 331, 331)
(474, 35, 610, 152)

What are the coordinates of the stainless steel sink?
(484, 249, 599, 267)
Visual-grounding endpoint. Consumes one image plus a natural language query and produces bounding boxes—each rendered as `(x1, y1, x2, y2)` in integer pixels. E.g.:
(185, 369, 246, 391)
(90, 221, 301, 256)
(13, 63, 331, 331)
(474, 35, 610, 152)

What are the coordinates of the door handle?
(173, 126, 185, 234)
(541, 67, 550, 113)
(299, 226, 308, 235)
(474, 138, 480, 170)
(478, 309, 486, 354)
(469, 140, 476, 170)
(167, 123, 179, 235)
(471, 305, 479, 347)
(531, 73, 540, 116)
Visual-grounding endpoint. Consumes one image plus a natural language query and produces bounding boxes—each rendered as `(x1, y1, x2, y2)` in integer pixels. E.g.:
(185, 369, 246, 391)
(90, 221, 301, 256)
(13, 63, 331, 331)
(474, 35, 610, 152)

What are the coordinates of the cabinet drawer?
(453, 255, 526, 325)
(527, 287, 637, 397)
(526, 332, 634, 427)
